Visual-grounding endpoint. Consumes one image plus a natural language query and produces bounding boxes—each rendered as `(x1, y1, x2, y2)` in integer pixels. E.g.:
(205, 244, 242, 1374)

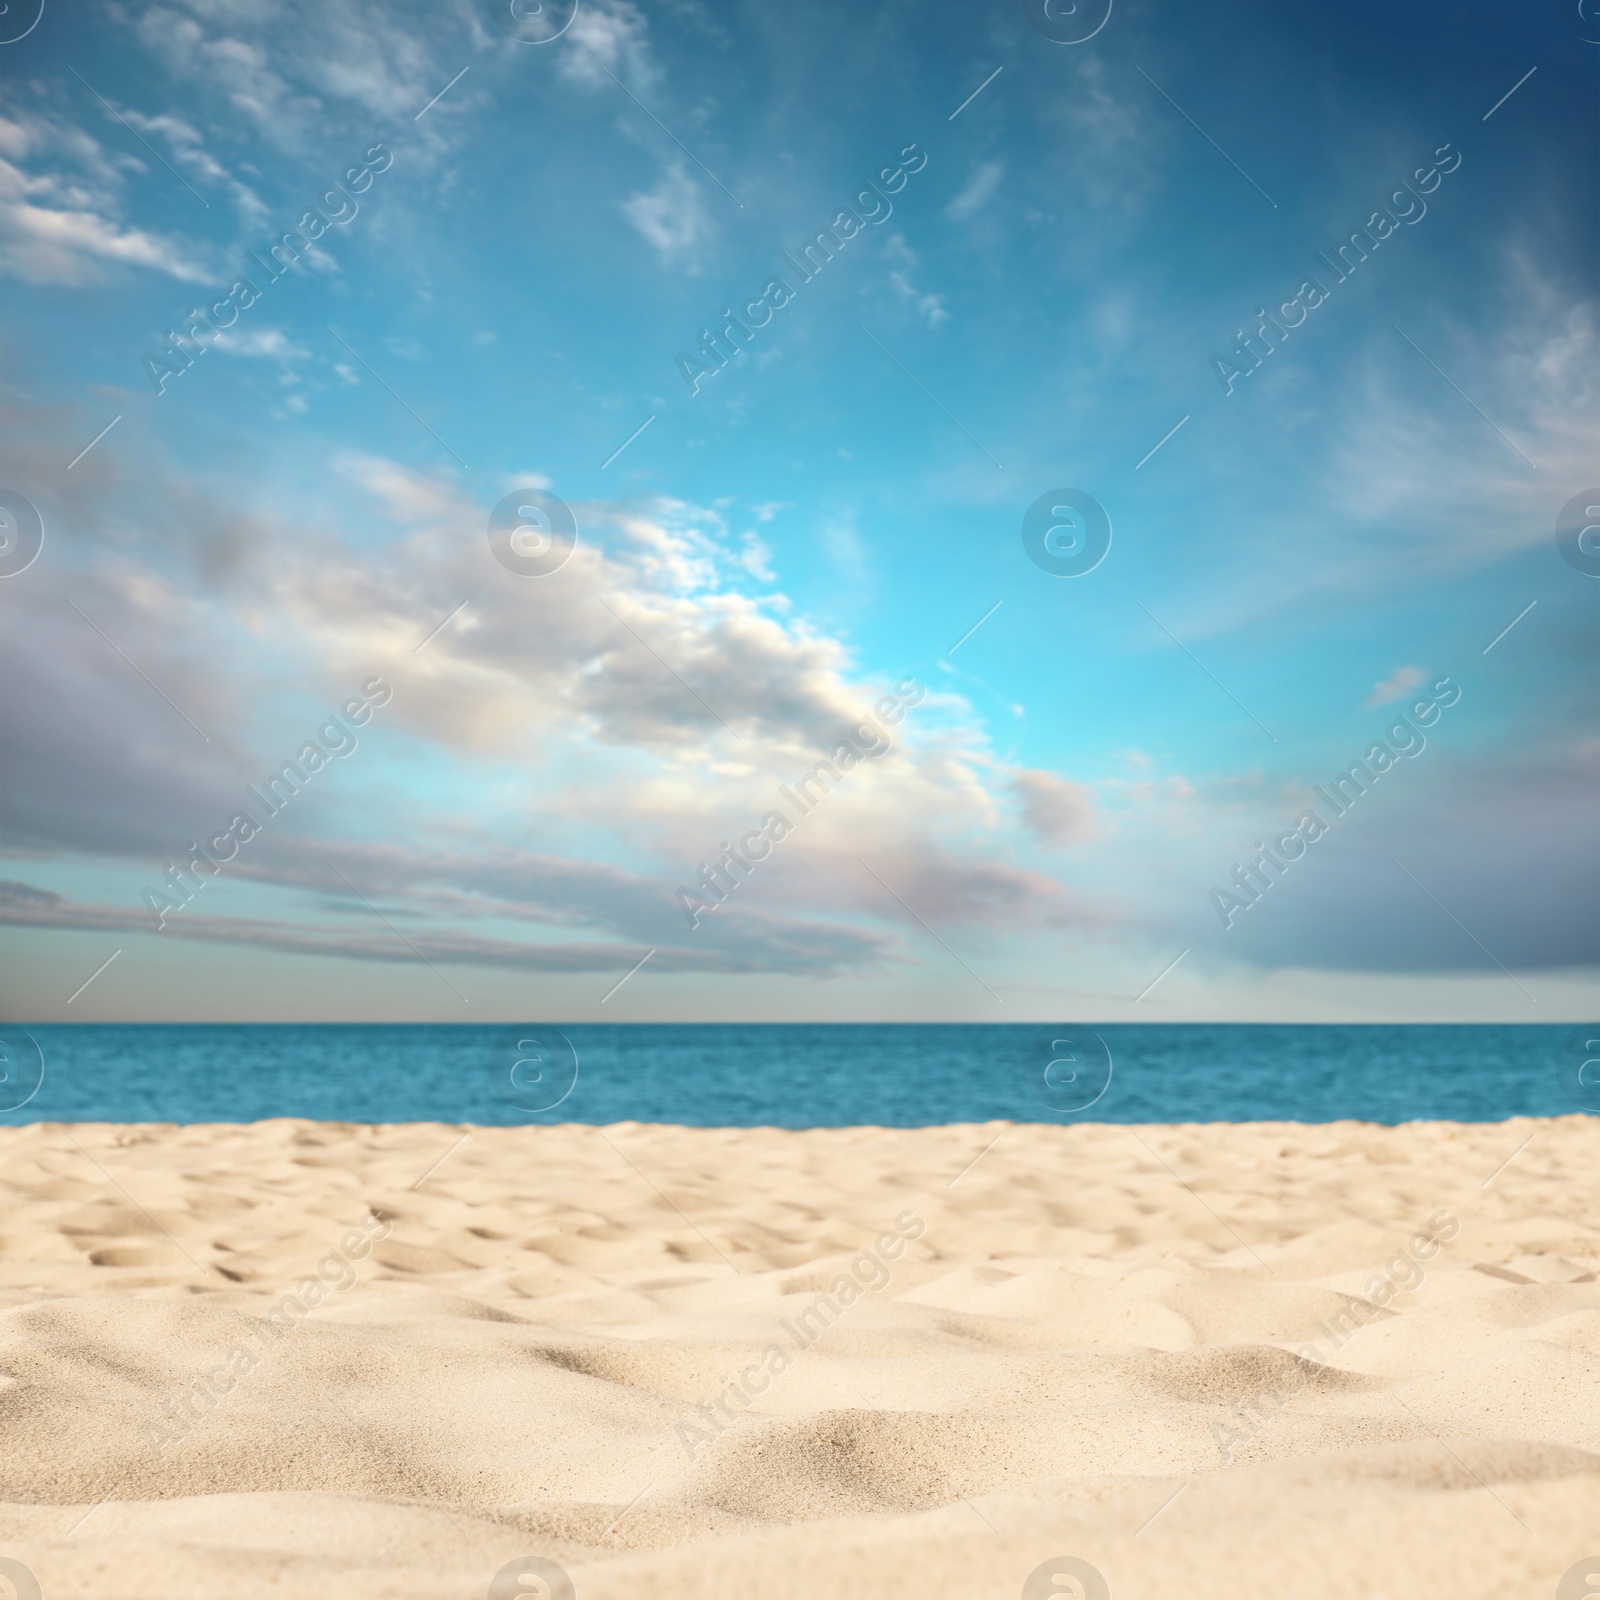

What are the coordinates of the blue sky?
(1, 0, 1596, 1022)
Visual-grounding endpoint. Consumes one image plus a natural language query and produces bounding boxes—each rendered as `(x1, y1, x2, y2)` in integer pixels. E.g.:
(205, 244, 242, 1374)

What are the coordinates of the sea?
(0, 1023, 1590, 1126)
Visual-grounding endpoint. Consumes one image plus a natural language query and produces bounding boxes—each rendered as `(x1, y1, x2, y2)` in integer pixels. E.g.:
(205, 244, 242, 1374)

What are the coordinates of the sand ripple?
(0, 1116, 1595, 1597)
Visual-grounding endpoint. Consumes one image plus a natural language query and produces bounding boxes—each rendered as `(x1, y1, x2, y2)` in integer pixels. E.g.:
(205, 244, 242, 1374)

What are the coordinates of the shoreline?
(0, 1110, 1586, 1130)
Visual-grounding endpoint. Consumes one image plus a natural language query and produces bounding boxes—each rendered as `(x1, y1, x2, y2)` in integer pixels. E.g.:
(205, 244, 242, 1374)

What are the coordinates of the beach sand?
(0, 1115, 1595, 1598)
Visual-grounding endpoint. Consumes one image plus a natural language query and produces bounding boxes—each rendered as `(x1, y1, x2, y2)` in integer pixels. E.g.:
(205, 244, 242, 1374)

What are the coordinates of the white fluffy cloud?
(559, 0, 656, 91)
(621, 162, 711, 266)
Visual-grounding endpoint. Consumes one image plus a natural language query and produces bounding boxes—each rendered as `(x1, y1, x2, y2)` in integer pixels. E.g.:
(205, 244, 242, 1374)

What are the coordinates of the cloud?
(946, 160, 1002, 222)
(1205, 738, 1600, 975)
(621, 162, 711, 266)
(1294, 258, 1599, 594)
(560, 0, 655, 91)
(1013, 770, 1096, 845)
(1111, 256, 1600, 651)
(0, 875, 892, 978)
(132, 0, 459, 140)
(0, 110, 209, 285)
(888, 269, 948, 328)
(5, 400, 1590, 990)
(1052, 53, 1162, 214)
(0, 178, 208, 283)
(0, 417, 1090, 988)
(884, 234, 947, 327)
(1364, 665, 1427, 708)
(737, 531, 775, 582)
(211, 327, 309, 361)
(117, 107, 268, 223)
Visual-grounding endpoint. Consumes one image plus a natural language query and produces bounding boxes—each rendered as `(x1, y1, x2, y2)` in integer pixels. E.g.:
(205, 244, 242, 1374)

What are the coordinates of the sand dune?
(0, 1115, 1596, 1598)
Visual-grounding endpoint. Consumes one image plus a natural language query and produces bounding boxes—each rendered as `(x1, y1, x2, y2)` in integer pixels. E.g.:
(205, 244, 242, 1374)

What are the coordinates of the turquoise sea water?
(0, 1023, 1590, 1126)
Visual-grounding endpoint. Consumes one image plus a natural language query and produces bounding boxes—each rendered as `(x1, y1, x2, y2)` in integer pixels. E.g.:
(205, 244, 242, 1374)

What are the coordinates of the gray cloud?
(0, 876, 892, 979)
(1191, 740, 1600, 975)
(1012, 769, 1096, 846)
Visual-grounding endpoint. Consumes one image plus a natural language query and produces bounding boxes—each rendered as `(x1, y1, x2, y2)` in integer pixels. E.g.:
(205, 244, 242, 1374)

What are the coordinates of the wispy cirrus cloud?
(0, 871, 894, 979)
(131, 0, 466, 138)
(115, 106, 269, 224)
(0, 110, 209, 285)
(945, 161, 1002, 222)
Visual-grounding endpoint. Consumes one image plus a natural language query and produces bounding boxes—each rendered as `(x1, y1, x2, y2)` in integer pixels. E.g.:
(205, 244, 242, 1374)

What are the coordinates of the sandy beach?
(0, 1115, 1595, 1598)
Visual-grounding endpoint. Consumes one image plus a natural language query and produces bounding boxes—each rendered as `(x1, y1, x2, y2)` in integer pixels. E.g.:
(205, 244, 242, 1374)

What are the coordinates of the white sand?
(0, 1115, 1595, 1598)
